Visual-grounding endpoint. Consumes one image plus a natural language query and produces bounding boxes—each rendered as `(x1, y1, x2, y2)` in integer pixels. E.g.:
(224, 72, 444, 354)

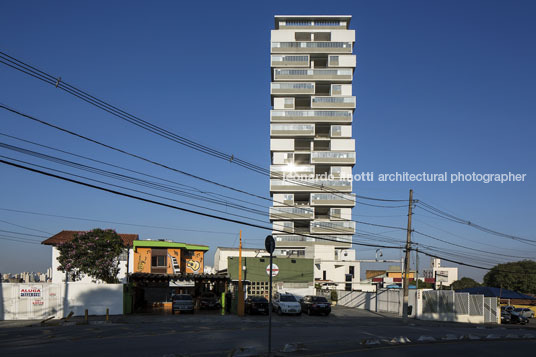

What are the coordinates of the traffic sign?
(266, 263, 279, 277)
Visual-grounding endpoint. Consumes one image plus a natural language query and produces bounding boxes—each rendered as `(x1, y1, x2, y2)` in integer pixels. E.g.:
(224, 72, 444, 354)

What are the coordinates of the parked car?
(300, 295, 331, 316)
(514, 308, 535, 319)
(172, 294, 194, 314)
(245, 296, 269, 315)
(199, 292, 220, 310)
(272, 293, 301, 315)
(501, 311, 512, 324)
(502, 310, 529, 325)
(501, 305, 515, 313)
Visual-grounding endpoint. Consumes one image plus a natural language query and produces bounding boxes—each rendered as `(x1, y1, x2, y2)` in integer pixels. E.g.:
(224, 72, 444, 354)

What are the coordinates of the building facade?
(227, 256, 314, 298)
(132, 240, 208, 275)
(269, 15, 356, 254)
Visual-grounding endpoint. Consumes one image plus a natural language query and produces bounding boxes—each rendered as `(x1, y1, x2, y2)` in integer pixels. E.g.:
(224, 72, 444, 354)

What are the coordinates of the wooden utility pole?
(238, 230, 245, 316)
(402, 189, 413, 318)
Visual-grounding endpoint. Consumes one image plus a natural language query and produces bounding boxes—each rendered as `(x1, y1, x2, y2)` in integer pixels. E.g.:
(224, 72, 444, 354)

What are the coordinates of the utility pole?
(238, 230, 244, 316)
(402, 189, 413, 319)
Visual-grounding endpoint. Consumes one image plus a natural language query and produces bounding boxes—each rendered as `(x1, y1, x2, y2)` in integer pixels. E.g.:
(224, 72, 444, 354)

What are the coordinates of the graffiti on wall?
(135, 248, 151, 273)
(185, 251, 203, 273)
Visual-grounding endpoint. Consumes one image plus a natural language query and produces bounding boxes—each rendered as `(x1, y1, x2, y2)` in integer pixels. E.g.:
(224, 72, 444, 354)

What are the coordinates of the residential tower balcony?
(273, 68, 353, 82)
(310, 193, 356, 206)
(269, 206, 315, 220)
(270, 110, 353, 123)
(271, 42, 353, 54)
(310, 221, 356, 234)
(271, 55, 309, 67)
(270, 124, 315, 137)
(270, 164, 315, 178)
(310, 151, 356, 164)
(271, 82, 315, 95)
(270, 178, 352, 192)
(311, 96, 356, 109)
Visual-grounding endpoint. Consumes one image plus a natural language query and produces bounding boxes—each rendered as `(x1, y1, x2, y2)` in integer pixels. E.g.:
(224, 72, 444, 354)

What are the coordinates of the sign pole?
(265, 235, 275, 356)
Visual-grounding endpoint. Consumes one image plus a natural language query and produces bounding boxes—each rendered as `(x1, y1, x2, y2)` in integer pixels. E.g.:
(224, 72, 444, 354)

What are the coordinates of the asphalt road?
(0, 306, 535, 356)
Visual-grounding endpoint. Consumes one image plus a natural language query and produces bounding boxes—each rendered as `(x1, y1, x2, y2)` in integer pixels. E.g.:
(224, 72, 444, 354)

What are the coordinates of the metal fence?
(335, 288, 498, 324)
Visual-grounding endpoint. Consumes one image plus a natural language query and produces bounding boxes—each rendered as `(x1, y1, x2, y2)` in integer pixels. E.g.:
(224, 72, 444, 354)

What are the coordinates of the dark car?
(501, 311, 512, 324)
(245, 296, 269, 315)
(503, 310, 529, 325)
(300, 295, 331, 316)
(172, 294, 194, 314)
(199, 292, 220, 310)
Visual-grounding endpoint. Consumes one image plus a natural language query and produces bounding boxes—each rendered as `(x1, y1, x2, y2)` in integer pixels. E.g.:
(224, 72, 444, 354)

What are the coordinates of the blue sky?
(0, 0, 535, 281)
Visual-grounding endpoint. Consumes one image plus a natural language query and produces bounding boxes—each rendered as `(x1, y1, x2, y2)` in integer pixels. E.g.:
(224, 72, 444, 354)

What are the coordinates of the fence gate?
(484, 297, 498, 323)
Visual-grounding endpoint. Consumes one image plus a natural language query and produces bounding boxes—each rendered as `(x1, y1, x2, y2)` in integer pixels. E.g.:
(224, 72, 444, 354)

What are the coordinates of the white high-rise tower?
(270, 16, 356, 258)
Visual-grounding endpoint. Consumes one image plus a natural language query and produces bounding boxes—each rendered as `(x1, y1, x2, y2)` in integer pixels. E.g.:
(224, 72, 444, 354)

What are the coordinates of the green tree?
(483, 260, 536, 295)
(57, 228, 125, 283)
(451, 277, 481, 290)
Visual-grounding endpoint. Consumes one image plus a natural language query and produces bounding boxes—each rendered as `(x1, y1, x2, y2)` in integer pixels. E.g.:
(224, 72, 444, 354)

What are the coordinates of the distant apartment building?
(423, 258, 458, 288)
(269, 15, 356, 255)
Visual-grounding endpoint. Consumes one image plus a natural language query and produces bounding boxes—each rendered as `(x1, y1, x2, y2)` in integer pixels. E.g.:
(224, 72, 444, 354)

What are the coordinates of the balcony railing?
(269, 206, 315, 220)
(273, 68, 353, 81)
(310, 193, 356, 206)
(270, 179, 352, 192)
(271, 55, 309, 67)
(270, 165, 314, 178)
(311, 96, 356, 109)
(279, 20, 346, 30)
(270, 124, 315, 136)
(271, 42, 352, 54)
(310, 221, 356, 234)
(270, 110, 353, 123)
(271, 82, 315, 95)
(311, 151, 356, 164)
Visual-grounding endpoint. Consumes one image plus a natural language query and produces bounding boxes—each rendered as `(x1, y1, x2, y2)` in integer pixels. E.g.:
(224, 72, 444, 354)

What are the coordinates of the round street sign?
(266, 264, 279, 277)
(265, 235, 275, 254)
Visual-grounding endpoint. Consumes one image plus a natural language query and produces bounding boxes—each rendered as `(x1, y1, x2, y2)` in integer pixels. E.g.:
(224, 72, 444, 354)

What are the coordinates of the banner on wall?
(19, 285, 42, 298)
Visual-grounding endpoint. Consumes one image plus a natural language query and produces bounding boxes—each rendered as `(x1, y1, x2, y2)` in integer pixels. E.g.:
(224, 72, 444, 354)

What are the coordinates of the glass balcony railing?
(271, 42, 353, 53)
(270, 110, 353, 123)
(270, 165, 314, 178)
(273, 68, 353, 81)
(310, 193, 356, 206)
(273, 235, 315, 242)
(270, 179, 352, 192)
(311, 151, 356, 164)
(311, 96, 356, 109)
(271, 82, 315, 95)
(269, 206, 315, 220)
(310, 221, 356, 234)
(271, 55, 309, 67)
(270, 124, 315, 136)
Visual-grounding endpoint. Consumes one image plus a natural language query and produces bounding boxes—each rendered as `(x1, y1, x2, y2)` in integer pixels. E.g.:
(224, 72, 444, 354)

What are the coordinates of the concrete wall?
(0, 283, 123, 320)
(270, 139, 295, 151)
(331, 139, 355, 151)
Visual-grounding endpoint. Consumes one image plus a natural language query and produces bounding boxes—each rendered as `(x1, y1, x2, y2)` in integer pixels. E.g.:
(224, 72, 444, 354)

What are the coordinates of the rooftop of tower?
(274, 15, 352, 29)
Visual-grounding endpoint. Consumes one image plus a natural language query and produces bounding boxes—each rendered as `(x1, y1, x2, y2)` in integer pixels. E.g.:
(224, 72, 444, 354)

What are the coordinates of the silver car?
(172, 294, 194, 314)
(514, 308, 534, 318)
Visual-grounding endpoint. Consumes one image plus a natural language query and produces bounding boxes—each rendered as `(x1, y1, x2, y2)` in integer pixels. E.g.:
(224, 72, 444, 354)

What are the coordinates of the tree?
(483, 260, 536, 295)
(450, 277, 481, 290)
(57, 228, 125, 283)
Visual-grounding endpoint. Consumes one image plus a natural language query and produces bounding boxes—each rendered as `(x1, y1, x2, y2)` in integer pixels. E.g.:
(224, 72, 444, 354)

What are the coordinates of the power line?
(0, 207, 237, 236)
(0, 158, 403, 250)
(0, 52, 407, 204)
(0, 218, 52, 235)
(0, 128, 408, 231)
(413, 230, 534, 259)
(415, 200, 536, 245)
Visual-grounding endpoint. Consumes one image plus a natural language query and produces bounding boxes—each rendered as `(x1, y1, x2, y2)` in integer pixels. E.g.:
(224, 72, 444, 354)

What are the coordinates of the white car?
(272, 293, 302, 315)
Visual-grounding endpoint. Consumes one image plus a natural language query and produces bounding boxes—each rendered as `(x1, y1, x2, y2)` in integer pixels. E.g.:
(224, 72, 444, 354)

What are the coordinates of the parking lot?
(1, 306, 535, 356)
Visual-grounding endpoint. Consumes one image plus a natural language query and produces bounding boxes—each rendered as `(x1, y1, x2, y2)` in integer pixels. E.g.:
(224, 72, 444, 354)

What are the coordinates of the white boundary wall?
(0, 283, 123, 320)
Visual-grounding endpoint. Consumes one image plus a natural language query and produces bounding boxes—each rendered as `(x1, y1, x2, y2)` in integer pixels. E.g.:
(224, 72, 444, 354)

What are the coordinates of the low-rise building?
(227, 256, 314, 298)
(42, 230, 138, 283)
(423, 258, 458, 288)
